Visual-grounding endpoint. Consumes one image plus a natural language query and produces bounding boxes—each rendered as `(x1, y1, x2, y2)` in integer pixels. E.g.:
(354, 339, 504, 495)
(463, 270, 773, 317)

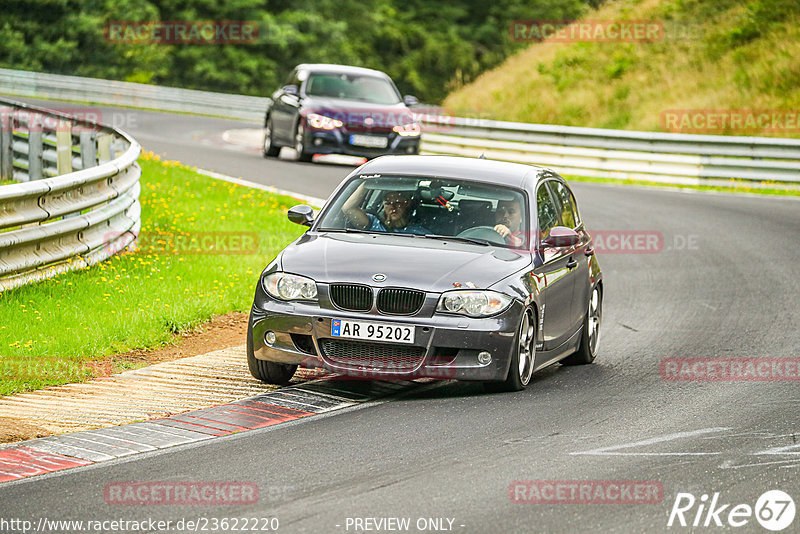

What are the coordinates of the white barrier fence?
(0, 97, 141, 291)
(418, 116, 800, 186)
(0, 67, 266, 121)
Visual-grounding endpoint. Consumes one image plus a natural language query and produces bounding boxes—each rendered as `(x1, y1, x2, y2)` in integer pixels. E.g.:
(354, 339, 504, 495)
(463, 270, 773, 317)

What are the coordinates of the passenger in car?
(493, 199, 525, 248)
(343, 183, 430, 235)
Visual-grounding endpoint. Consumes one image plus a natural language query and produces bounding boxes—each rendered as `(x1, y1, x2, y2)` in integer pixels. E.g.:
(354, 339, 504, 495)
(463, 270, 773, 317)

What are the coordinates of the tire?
(484, 308, 536, 393)
(561, 285, 602, 366)
(247, 322, 297, 384)
(262, 118, 280, 158)
(294, 122, 313, 162)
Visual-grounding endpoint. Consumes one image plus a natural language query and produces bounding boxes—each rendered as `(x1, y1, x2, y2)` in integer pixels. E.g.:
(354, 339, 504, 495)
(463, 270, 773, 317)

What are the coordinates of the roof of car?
(295, 64, 390, 78)
(355, 155, 551, 188)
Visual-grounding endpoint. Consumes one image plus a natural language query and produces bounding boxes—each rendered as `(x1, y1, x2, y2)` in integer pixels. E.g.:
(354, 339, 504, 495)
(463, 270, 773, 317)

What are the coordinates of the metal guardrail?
(2, 68, 798, 185)
(0, 97, 141, 291)
(419, 117, 800, 185)
(0, 68, 267, 122)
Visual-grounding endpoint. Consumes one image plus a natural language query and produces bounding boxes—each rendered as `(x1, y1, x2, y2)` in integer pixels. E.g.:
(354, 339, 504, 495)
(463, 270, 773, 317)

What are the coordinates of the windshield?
(304, 73, 401, 104)
(316, 175, 529, 248)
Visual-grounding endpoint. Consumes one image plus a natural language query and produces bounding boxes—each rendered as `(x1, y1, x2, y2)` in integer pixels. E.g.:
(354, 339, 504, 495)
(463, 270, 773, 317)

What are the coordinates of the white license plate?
(331, 319, 414, 344)
(349, 134, 389, 148)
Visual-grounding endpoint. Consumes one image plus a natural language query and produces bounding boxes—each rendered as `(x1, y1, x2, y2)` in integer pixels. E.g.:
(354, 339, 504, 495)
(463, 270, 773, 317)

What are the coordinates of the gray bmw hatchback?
(248, 155, 602, 391)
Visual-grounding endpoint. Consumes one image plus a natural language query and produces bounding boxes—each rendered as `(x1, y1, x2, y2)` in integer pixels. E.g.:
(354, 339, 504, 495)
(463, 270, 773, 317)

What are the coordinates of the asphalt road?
(2, 98, 799, 533)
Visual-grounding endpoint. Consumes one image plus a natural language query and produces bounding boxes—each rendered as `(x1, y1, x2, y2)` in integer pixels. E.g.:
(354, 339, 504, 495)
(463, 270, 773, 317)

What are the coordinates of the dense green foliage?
(0, 0, 589, 102)
(444, 0, 800, 134)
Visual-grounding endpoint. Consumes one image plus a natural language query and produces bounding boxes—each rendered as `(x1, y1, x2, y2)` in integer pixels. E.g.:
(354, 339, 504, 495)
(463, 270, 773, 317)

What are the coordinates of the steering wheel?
(457, 226, 506, 245)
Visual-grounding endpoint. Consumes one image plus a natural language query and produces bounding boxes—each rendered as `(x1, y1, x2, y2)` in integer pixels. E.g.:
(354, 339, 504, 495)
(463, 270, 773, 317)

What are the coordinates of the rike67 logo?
(668, 490, 796, 531)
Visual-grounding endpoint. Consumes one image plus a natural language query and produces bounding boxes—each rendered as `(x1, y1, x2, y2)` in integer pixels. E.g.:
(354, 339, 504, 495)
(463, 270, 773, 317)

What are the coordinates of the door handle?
(566, 257, 578, 269)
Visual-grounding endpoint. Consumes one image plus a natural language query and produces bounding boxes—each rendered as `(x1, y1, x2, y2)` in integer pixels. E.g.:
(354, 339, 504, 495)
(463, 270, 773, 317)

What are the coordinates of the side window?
(536, 184, 558, 239)
(549, 181, 579, 229)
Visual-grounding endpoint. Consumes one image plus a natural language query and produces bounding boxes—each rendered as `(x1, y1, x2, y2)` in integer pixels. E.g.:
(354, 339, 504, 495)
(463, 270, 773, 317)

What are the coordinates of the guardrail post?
(56, 120, 72, 175)
(98, 133, 112, 163)
(0, 106, 11, 180)
(80, 131, 97, 170)
(28, 114, 43, 180)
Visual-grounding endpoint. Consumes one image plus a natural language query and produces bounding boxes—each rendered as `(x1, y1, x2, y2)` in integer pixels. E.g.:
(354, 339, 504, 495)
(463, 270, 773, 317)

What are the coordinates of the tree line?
(1, 0, 592, 103)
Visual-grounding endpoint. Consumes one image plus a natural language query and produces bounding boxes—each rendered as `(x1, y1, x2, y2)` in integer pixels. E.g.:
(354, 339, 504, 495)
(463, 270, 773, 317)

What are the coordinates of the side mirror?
(403, 95, 419, 107)
(282, 84, 298, 96)
(542, 226, 580, 248)
(287, 205, 314, 227)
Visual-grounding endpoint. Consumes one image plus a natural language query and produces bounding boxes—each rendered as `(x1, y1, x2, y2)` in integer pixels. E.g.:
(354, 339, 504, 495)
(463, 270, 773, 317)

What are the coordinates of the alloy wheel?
(517, 310, 535, 386)
(587, 287, 601, 355)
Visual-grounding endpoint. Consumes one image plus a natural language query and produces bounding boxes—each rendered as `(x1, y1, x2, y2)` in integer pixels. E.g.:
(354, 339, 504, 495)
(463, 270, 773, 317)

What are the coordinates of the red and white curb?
(0, 378, 418, 484)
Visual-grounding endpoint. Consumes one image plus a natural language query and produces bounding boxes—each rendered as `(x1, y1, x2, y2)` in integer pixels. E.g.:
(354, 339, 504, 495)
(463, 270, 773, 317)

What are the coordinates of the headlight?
(392, 122, 421, 137)
(263, 272, 318, 301)
(436, 290, 513, 317)
(307, 113, 343, 130)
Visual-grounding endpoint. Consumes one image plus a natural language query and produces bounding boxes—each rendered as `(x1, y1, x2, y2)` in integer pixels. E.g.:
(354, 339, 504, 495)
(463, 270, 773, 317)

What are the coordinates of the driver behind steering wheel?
(493, 199, 525, 248)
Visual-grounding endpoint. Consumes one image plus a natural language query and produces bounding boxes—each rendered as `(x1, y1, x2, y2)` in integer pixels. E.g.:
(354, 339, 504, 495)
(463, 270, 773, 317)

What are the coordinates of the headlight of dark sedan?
(436, 290, 513, 317)
(263, 272, 318, 301)
(307, 113, 344, 130)
(392, 122, 421, 137)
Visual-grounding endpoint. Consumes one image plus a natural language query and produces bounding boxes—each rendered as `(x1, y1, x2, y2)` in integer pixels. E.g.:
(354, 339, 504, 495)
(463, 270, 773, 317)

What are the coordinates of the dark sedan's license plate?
(349, 134, 389, 148)
(331, 319, 414, 343)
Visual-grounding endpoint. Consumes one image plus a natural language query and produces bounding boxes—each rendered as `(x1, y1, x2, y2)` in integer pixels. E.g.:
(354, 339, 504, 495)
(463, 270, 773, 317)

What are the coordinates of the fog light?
(477, 351, 492, 365)
(264, 331, 276, 345)
(313, 138, 323, 146)
(406, 146, 415, 154)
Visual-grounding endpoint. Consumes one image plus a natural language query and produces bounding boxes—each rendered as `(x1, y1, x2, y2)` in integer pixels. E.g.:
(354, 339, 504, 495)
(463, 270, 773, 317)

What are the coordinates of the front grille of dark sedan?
(329, 284, 373, 312)
(319, 339, 425, 371)
(376, 288, 425, 315)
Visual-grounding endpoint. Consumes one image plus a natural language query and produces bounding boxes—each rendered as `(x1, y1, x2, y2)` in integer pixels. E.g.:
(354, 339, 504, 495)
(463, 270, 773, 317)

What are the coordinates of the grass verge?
(0, 152, 305, 396)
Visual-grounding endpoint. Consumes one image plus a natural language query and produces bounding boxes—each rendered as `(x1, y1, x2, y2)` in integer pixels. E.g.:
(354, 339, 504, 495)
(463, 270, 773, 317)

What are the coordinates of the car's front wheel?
(562, 285, 602, 366)
(295, 122, 313, 162)
(247, 323, 297, 384)
(263, 118, 280, 158)
(485, 308, 535, 392)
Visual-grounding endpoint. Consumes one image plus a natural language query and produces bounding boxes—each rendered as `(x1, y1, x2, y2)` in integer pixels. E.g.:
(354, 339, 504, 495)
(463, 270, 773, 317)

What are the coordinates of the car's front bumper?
(303, 128, 419, 158)
(249, 292, 523, 382)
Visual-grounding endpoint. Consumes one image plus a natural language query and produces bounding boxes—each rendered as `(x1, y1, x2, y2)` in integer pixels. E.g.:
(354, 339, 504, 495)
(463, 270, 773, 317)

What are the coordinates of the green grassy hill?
(443, 0, 800, 136)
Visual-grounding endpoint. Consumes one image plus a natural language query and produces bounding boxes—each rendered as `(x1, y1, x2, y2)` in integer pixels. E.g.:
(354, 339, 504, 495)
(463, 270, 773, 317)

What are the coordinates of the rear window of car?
(305, 73, 400, 105)
(316, 175, 529, 248)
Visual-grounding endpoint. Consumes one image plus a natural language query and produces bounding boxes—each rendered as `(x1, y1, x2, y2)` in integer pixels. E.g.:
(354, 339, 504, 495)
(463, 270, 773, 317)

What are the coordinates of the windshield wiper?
(325, 227, 385, 235)
(326, 228, 419, 238)
(326, 228, 486, 244)
(423, 234, 490, 246)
